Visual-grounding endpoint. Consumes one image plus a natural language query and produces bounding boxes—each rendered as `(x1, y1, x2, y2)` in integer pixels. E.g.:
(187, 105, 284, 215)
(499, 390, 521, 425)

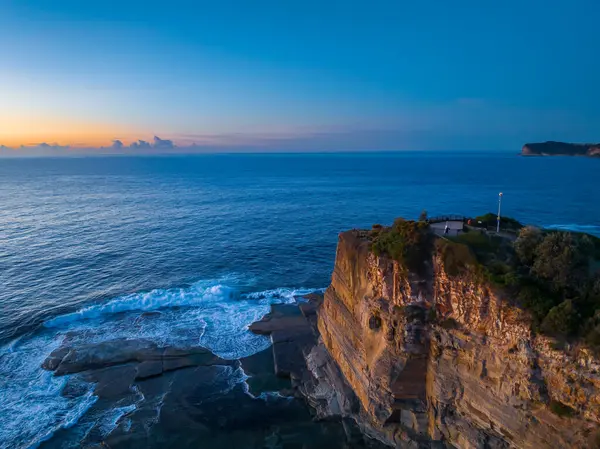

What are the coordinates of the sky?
(1, 0, 599, 155)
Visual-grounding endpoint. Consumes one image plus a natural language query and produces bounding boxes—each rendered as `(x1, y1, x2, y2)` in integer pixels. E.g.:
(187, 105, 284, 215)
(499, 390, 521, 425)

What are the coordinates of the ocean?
(1, 152, 599, 448)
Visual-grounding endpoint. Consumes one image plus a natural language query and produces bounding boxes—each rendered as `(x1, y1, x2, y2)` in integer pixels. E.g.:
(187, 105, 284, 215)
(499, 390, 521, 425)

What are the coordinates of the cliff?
(315, 230, 600, 448)
(522, 141, 600, 157)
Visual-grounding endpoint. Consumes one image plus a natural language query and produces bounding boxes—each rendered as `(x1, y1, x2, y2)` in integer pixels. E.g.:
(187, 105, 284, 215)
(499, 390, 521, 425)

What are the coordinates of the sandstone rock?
(313, 229, 600, 448)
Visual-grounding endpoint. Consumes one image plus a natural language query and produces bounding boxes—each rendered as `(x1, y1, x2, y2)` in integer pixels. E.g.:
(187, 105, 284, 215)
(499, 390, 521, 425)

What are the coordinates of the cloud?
(112, 139, 124, 149)
(126, 136, 175, 151)
(129, 139, 152, 149)
(33, 142, 70, 150)
(153, 136, 175, 150)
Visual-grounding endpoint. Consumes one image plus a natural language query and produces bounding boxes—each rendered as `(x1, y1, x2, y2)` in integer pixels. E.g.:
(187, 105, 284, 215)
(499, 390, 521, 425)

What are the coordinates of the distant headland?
(522, 141, 600, 157)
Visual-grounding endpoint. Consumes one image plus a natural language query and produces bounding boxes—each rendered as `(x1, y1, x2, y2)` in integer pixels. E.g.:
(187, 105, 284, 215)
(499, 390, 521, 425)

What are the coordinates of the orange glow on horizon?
(0, 114, 149, 148)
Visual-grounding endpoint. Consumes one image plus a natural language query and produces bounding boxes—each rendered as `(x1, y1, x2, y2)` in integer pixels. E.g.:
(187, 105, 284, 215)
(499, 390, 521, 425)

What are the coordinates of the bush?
(515, 226, 543, 266)
(517, 284, 559, 327)
(541, 300, 579, 336)
(436, 239, 479, 277)
(475, 213, 523, 231)
(583, 311, 600, 351)
(371, 218, 432, 273)
(549, 400, 576, 418)
(532, 232, 592, 294)
(486, 261, 516, 286)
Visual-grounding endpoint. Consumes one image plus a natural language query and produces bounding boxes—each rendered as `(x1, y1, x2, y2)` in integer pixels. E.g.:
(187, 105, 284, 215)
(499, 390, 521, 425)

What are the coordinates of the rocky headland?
(521, 141, 600, 157)
(247, 220, 600, 448)
(40, 218, 600, 448)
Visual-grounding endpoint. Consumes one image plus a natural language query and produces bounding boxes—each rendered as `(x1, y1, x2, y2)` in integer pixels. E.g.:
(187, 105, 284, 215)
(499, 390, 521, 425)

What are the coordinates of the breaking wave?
(0, 278, 323, 448)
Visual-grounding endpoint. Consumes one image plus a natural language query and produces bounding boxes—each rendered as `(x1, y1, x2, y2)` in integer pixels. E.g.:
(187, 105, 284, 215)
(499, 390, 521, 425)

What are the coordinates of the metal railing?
(427, 215, 465, 223)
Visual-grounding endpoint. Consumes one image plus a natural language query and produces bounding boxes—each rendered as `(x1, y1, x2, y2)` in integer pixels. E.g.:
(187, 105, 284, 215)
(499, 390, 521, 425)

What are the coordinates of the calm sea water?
(1, 152, 599, 447)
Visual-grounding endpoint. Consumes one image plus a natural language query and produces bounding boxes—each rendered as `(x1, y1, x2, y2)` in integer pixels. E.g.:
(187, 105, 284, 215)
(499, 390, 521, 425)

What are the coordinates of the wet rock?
(240, 348, 291, 397)
(248, 304, 306, 334)
(82, 364, 138, 399)
(135, 361, 163, 380)
(43, 339, 234, 377)
(162, 346, 235, 372)
(249, 304, 317, 379)
(42, 346, 70, 371)
(51, 338, 160, 375)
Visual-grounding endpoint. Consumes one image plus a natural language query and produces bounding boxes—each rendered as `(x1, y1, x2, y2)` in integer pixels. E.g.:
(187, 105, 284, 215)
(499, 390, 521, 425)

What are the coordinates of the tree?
(419, 210, 428, 222)
(531, 232, 591, 294)
(514, 226, 542, 266)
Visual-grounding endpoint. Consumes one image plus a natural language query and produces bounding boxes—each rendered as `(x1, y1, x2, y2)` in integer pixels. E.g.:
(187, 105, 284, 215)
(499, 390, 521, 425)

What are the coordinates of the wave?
(544, 224, 600, 235)
(0, 279, 324, 448)
(44, 283, 238, 328)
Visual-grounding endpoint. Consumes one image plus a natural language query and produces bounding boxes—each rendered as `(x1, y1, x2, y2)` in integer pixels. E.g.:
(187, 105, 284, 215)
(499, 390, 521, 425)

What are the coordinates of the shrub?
(532, 232, 592, 294)
(517, 284, 559, 327)
(436, 239, 478, 277)
(514, 226, 543, 266)
(583, 311, 600, 351)
(486, 261, 516, 286)
(541, 300, 579, 336)
(371, 218, 432, 273)
(549, 400, 576, 418)
(475, 213, 523, 231)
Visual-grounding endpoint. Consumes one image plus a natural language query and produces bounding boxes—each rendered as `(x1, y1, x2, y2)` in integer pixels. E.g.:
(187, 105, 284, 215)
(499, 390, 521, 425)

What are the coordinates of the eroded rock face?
(317, 230, 600, 448)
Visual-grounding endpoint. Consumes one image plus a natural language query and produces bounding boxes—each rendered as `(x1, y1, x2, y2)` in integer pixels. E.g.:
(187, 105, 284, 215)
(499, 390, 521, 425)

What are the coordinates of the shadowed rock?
(249, 303, 317, 379)
(42, 338, 234, 377)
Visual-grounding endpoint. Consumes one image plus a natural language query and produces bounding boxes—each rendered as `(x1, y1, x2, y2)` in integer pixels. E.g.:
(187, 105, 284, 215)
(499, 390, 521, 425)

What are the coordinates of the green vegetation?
(444, 221, 599, 346)
(549, 400, 576, 418)
(475, 213, 524, 232)
(370, 214, 600, 351)
(436, 238, 479, 277)
(370, 218, 432, 274)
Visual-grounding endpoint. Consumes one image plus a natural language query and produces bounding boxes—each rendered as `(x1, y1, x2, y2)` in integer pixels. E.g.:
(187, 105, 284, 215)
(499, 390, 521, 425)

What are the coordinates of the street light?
(497, 192, 503, 233)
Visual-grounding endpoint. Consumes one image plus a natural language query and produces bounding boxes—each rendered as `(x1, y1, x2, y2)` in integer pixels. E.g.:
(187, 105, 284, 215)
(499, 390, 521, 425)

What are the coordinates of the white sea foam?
(44, 283, 238, 328)
(0, 279, 323, 448)
(99, 404, 137, 437)
(0, 335, 97, 449)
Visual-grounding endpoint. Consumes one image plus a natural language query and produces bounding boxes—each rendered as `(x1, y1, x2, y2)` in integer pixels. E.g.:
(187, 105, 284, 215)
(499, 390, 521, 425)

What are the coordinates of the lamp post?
(496, 192, 503, 233)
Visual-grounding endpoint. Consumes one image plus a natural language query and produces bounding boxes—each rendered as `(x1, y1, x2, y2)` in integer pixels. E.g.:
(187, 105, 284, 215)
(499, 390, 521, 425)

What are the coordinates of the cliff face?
(522, 141, 600, 157)
(318, 230, 600, 448)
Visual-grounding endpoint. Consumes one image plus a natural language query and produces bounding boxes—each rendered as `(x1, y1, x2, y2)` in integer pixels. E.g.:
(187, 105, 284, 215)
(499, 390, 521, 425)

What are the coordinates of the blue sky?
(1, 0, 599, 153)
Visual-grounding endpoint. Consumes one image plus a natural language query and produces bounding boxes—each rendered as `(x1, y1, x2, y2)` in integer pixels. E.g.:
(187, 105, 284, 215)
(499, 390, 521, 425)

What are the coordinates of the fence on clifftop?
(427, 215, 465, 223)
